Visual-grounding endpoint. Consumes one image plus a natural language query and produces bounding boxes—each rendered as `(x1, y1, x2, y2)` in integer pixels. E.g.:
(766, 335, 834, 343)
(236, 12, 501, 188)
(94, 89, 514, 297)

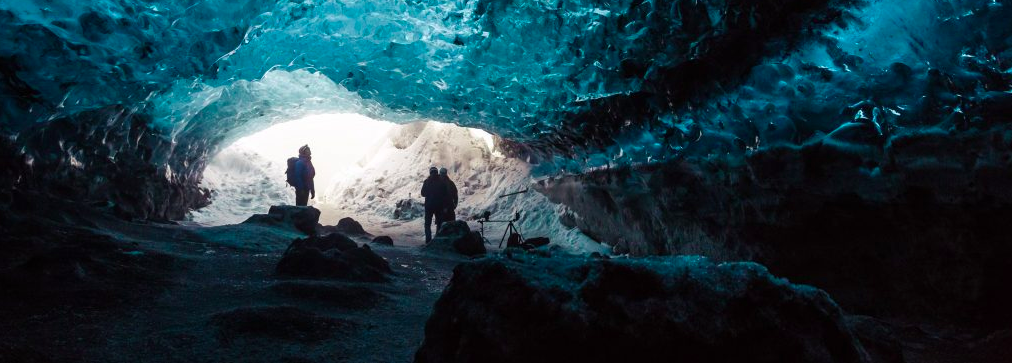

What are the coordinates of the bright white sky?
(230, 113, 396, 190)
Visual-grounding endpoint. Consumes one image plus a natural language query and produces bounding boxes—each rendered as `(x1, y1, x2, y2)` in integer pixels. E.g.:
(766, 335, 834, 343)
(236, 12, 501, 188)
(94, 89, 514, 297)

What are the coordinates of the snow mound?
(189, 148, 291, 225)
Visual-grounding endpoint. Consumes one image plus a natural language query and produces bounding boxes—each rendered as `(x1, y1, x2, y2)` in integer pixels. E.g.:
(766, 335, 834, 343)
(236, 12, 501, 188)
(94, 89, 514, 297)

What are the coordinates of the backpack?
(285, 157, 299, 187)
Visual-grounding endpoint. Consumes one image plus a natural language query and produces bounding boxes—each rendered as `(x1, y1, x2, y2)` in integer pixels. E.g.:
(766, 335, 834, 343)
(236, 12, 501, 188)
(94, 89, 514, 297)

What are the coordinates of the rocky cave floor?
(0, 201, 464, 363)
(0, 201, 1010, 363)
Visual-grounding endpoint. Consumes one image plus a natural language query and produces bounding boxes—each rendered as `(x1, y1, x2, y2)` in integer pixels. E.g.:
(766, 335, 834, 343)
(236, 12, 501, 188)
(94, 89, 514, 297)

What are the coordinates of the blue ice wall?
(0, 0, 1010, 217)
(556, 0, 1012, 172)
(1, 0, 862, 144)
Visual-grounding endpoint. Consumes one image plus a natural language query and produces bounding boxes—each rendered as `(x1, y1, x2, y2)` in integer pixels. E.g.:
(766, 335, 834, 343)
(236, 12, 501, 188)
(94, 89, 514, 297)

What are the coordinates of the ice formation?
(3, 0, 1009, 219)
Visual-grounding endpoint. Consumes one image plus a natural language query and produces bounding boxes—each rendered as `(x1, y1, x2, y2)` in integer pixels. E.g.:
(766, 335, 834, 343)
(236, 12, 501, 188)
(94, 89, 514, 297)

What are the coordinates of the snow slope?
(191, 120, 607, 254)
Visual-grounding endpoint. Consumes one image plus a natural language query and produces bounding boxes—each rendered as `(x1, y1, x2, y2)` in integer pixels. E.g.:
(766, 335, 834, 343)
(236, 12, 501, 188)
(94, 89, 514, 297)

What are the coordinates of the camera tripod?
(497, 217, 524, 249)
(476, 211, 524, 248)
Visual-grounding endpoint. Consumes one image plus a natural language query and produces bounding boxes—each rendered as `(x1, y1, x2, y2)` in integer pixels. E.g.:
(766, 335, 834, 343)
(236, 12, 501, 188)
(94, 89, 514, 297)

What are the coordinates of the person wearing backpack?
(286, 145, 316, 206)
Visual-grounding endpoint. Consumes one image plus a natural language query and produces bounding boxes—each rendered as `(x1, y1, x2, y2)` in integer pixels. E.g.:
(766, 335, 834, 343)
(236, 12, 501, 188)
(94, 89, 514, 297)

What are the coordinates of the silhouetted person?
(439, 167, 458, 225)
(292, 145, 315, 206)
(421, 166, 448, 243)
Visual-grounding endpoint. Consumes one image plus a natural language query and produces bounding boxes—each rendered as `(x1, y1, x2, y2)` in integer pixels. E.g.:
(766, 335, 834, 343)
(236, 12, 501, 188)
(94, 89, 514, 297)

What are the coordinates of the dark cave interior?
(2, 0, 1012, 362)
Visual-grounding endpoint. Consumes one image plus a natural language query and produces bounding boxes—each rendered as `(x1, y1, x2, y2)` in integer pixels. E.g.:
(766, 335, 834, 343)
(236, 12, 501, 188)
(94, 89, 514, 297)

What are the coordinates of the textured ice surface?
(1, 0, 862, 149)
(1, 0, 1010, 218)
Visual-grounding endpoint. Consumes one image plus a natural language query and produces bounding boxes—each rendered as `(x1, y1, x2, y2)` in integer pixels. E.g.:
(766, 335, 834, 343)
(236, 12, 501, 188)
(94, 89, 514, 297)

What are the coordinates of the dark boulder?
(242, 205, 320, 235)
(295, 232, 358, 252)
(452, 233, 485, 256)
(318, 217, 370, 236)
(276, 233, 391, 282)
(335, 217, 367, 235)
(371, 235, 394, 245)
(425, 221, 485, 256)
(415, 254, 877, 363)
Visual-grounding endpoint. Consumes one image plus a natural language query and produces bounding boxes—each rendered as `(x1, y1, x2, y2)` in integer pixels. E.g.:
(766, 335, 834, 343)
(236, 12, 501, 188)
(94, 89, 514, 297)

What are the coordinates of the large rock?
(318, 217, 370, 236)
(415, 254, 879, 363)
(242, 205, 320, 235)
(371, 236, 394, 246)
(334, 217, 367, 235)
(536, 144, 1012, 327)
(321, 216, 366, 235)
(425, 221, 485, 256)
(276, 233, 391, 282)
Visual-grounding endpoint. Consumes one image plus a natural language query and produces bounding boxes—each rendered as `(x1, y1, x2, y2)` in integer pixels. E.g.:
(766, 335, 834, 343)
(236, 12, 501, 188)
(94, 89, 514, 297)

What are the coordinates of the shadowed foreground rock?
(276, 233, 391, 282)
(415, 254, 883, 363)
(424, 221, 485, 256)
(0, 217, 176, 311)
(242, 205, 321, 235)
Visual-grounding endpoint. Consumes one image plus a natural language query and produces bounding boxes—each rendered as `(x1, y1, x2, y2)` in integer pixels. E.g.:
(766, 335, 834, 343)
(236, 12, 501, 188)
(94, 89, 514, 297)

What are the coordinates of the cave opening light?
(229, 113, 397, 194)
(191, 112, 503, 226)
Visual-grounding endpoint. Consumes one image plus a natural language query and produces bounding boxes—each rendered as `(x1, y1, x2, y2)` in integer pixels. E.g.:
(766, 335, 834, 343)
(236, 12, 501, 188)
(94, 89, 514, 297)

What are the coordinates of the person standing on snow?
(292, 145, 316, 206)
(421, 166, 448, 243)
(438, 167, 458, 225)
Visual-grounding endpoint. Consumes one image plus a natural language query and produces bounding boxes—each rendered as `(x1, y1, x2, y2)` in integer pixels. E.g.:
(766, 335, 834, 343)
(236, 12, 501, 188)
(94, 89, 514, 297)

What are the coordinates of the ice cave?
(1, 0, 1011, 362)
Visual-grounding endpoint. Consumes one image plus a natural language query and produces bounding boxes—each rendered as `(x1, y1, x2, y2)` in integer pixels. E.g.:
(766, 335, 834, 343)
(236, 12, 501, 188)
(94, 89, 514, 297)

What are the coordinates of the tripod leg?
(498, 224, 511, 249)
(499, 222, 524, 249)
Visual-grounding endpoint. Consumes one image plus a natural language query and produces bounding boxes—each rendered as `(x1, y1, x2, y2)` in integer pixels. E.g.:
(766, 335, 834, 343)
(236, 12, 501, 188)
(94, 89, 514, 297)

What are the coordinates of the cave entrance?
(188, 113, 502, 228)
(187, 113, 599, 252)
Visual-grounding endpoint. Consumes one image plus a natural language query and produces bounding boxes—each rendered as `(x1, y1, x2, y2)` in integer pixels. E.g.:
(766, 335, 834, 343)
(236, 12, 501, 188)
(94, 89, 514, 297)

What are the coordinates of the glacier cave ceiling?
(2, 0, 863, 149)
(1, 0, 1011, 218)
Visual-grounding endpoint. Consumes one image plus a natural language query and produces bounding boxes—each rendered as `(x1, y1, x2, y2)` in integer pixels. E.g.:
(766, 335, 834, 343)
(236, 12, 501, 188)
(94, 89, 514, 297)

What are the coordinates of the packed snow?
(190, 117, 607, 255)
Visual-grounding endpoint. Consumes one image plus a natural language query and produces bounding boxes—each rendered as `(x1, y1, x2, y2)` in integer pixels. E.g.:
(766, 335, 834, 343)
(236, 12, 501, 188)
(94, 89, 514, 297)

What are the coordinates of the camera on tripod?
(478, 210, 519, 223)
(475, 188, 528, 248)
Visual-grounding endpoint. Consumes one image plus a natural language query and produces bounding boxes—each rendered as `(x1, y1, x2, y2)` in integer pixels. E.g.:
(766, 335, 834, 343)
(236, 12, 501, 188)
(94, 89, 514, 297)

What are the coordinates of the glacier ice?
(1, 0, 1011, 219)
